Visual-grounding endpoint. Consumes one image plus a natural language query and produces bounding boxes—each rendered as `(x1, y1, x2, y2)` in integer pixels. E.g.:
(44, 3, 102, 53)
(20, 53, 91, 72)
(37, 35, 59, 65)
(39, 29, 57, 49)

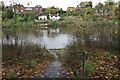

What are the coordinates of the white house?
(49, 13, 61, 21)
(38, 15, 47, 20)
(38, 13, 61, 21)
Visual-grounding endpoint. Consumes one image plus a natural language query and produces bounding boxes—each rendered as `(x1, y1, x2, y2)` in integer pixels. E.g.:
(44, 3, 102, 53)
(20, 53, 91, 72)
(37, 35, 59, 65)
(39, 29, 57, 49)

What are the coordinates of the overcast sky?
(1, 0, 119, 10)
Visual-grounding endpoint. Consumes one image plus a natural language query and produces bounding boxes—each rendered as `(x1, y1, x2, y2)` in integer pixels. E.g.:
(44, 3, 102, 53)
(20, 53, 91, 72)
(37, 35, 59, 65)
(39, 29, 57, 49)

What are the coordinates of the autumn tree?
(95, 3, 104, 16)
(103, 0, 117, 18)
(2, 6, 14, 21)
(58, 8, 65, 16)
(45, 6, 59, 14)
(79, 2, 93, 20)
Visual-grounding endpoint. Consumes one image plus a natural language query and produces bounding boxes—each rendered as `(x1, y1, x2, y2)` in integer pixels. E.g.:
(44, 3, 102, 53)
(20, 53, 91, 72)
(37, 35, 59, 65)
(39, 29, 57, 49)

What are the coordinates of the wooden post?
(82, 51, 85, 78)
(76, 51, 87, 78)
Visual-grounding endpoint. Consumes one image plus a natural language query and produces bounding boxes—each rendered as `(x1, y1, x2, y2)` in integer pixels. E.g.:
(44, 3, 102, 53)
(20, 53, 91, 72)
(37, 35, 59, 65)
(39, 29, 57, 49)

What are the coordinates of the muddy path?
(36, 50, 69, 78)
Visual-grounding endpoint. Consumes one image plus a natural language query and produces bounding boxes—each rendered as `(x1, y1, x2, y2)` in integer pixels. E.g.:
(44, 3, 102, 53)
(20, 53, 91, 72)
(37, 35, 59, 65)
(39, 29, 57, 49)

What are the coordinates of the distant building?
(24, 7, 33, 14)
(15, 4, 24, 13)
(24, 5, 43, 14)
(34, 5, 43, 14)
(67, 7, 77, 11)
(4, 4, 43, 15)
(49, 13, 60, 21)
(38, 15, 47, 20)
(56, 8, 60, 11)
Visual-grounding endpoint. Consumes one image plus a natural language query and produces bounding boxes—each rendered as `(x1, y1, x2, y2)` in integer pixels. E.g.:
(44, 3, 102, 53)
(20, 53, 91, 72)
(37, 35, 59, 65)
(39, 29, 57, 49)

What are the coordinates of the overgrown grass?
(55, 50, 62, 61)
(2, 43, 54, 78)
(59, 16, 120, 51)
(62, 46, 119, 78)
(61, 17, 119, 78)
(2, 19, 34, 27)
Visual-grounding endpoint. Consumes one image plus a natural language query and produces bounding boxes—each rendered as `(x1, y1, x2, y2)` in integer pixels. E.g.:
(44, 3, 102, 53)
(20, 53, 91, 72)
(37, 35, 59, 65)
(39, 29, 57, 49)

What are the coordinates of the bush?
(82, 60, 95, 74)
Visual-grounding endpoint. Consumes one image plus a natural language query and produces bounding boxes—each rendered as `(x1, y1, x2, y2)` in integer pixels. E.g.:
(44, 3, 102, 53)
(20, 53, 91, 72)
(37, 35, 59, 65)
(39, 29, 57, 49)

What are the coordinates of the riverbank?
(2, 19, 57, 28)
(2, 16, 120, 29)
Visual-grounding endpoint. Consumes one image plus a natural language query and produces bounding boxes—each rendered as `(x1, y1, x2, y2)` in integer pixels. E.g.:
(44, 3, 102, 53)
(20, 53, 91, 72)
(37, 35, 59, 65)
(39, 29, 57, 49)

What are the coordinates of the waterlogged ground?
(38, 61, 68, 78)
(35, 50, 69, 78)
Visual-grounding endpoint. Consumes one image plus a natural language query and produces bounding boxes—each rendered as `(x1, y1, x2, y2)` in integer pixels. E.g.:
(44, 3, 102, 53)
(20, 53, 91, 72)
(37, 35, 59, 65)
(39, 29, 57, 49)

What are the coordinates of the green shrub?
(82, 60, 95, 74)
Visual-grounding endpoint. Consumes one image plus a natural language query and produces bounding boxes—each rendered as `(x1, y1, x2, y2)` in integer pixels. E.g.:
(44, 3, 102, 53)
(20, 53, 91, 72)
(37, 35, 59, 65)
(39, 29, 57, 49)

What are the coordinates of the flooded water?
(36, 61, 68, 78)
(2, 27, 73, 49)
(2, 24, 119, 51)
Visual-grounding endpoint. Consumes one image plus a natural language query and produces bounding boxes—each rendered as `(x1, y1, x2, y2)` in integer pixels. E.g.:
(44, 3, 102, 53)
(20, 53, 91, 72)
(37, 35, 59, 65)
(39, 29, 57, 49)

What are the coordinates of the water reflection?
(2, 28, 72, 49)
